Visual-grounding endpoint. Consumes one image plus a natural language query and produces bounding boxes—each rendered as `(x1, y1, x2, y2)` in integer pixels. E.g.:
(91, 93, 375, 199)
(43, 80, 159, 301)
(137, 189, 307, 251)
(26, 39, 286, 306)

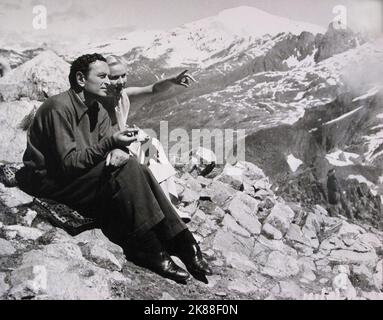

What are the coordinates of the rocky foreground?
(0, 161, 382, 300)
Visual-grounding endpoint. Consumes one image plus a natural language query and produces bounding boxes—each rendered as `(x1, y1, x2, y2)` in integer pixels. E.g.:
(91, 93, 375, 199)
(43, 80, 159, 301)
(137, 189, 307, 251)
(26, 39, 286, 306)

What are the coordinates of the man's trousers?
(20, 157, 187, 247)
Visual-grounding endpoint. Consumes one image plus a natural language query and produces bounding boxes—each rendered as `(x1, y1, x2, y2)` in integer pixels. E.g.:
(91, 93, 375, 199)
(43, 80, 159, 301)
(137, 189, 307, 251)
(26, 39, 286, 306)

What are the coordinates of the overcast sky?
(0, 0, 381, 42)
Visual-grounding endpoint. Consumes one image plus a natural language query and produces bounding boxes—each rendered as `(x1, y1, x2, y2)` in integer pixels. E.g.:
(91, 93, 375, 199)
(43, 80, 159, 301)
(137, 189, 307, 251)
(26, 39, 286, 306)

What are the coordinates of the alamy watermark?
(332, 5, 348, 30)
(32, 5, 47, 30)
(139, 121, 246, 165)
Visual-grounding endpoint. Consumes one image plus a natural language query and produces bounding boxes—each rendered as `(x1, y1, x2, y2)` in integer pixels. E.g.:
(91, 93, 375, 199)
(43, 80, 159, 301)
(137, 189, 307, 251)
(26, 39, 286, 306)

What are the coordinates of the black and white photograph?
(0, 0, 382, 304)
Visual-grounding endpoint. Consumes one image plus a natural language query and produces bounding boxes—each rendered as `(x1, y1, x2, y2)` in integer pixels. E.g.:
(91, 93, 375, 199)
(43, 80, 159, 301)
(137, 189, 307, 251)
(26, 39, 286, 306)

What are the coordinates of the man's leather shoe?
(174, 243, 213, 276)
(131, 250, 190, 282)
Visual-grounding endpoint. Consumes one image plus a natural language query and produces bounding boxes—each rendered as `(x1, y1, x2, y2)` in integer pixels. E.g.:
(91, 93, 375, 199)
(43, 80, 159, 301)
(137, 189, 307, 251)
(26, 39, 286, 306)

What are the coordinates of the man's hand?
(106, 149, 131, 167)
(113, 131, 138, 148)
(170, 70, 196, 88)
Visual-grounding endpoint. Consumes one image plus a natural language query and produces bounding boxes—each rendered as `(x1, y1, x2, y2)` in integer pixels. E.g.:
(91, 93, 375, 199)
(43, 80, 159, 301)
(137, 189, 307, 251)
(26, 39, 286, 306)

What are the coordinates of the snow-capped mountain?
(73, 6, 325, 68)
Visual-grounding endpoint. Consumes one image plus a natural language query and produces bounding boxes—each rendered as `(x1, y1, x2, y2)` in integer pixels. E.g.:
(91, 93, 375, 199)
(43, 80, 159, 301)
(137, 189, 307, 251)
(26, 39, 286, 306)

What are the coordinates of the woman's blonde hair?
(106, 55, 127, 67)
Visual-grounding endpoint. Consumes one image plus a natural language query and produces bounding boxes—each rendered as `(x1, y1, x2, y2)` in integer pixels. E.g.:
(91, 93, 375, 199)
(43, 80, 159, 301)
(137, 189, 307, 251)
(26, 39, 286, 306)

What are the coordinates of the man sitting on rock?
(17, 53, 212, 283)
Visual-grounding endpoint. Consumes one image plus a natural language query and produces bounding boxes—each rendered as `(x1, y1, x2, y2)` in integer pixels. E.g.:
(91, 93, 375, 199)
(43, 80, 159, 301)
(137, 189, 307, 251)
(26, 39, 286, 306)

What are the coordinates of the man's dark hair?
(69, 53, 107, 92)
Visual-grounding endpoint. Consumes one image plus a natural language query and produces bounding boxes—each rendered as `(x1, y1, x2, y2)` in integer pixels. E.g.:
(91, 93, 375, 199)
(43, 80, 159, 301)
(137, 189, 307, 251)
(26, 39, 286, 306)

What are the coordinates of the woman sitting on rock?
(102, 55, 196, 223)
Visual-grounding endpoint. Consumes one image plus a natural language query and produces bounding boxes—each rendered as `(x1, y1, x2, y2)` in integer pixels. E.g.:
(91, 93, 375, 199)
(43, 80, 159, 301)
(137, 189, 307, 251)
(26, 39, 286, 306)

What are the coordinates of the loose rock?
(81, 243, 122, 272)
(261, 251, 300, 278)
(3, 225, 43, 241)
(0, 238, 16, 256)
(264, 203, 295, 235)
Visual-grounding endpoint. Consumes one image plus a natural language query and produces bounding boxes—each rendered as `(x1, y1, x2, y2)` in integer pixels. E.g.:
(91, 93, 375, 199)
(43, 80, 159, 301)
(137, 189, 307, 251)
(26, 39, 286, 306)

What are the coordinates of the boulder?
(332, 265, 350, 275)
(357, 233, 382, 249)
(328, 249, 378, 268)
(9, 265, 47, 299)
(0, 100, 39, 162)
(262, 223, 283, 240)
(233, 161, 266, 181)
(40, 242, 84, 261)
(235, 192, 260, 212)
(300, 265, 316, 283)
(80, 243, 122, 272)
(160, 292, 176, 300)
(17, 245, 128, 300)
(264, 203, 295, 235)
(0, 273, 9, 297)
(227, 277, 258, 294)
(182, 173, 203, 192)
(0, 184, 33, 208)
(373, 260, 382, 291)
(255, 190, 275, 201)
(298, 257, 316, 271)
(332, 271, 357, 299)
(215, 164, 243, 190)
(313, 205, 328, 216)
(253, 178, 272, 192)
(0, 51, 70, 101)
(0, 238, 16, 256)
(195, 215, 216, 238)
(207, 180, 237, 207)
(302, 212, 322, 235)
(20, 209, 38, 227)
(301, 226, 320, 248)
(212, 229, 254, 258)
(274, 280, 304, 299)
(227, 196, 261, 235)
(336, 221, 365, 238)
(351, 264, 376, 290)
(178, 202, 199, 217)
(2, 225, 43, 241)
(195, 176, 212, 187)
(261, 251, 300, 278)
(191, 209, 207, 225)
(286, 224, 305, 244)
(74, 229, 124, 256)
(256, 235, 298, 257)
(180, 188, 200, 203)
(225, 252, 257, 272)
(222, 214, 251, 238)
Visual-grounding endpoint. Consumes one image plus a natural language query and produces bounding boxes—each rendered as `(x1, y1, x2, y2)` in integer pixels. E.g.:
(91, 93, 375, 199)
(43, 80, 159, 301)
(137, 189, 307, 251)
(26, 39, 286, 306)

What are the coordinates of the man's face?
(83, 60, 110, 97)
(107, 63, 127, 96)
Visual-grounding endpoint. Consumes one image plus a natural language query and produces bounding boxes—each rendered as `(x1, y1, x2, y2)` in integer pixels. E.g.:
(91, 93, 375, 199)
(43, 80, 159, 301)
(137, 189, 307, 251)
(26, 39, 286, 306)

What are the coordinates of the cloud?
(341, 37, 383, 96)
(0, 0, 136, 48)
(0, 1, 21, 10)
(348, 0, 382, 36)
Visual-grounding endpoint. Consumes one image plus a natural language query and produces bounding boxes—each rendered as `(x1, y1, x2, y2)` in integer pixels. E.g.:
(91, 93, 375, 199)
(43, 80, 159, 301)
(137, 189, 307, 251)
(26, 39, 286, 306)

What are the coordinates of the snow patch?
(352, 86, 381, 102)
(326, 150, 360, 167)
(286, 154, 303, 172)
(363, 128, 383, 162)
(323, 107, 364, 125)
(285, 55, 300, 68)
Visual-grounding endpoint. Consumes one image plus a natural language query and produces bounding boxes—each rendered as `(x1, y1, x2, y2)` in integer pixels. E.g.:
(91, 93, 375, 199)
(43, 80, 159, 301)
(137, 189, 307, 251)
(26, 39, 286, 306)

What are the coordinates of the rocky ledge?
(0, 161, 382, 300)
